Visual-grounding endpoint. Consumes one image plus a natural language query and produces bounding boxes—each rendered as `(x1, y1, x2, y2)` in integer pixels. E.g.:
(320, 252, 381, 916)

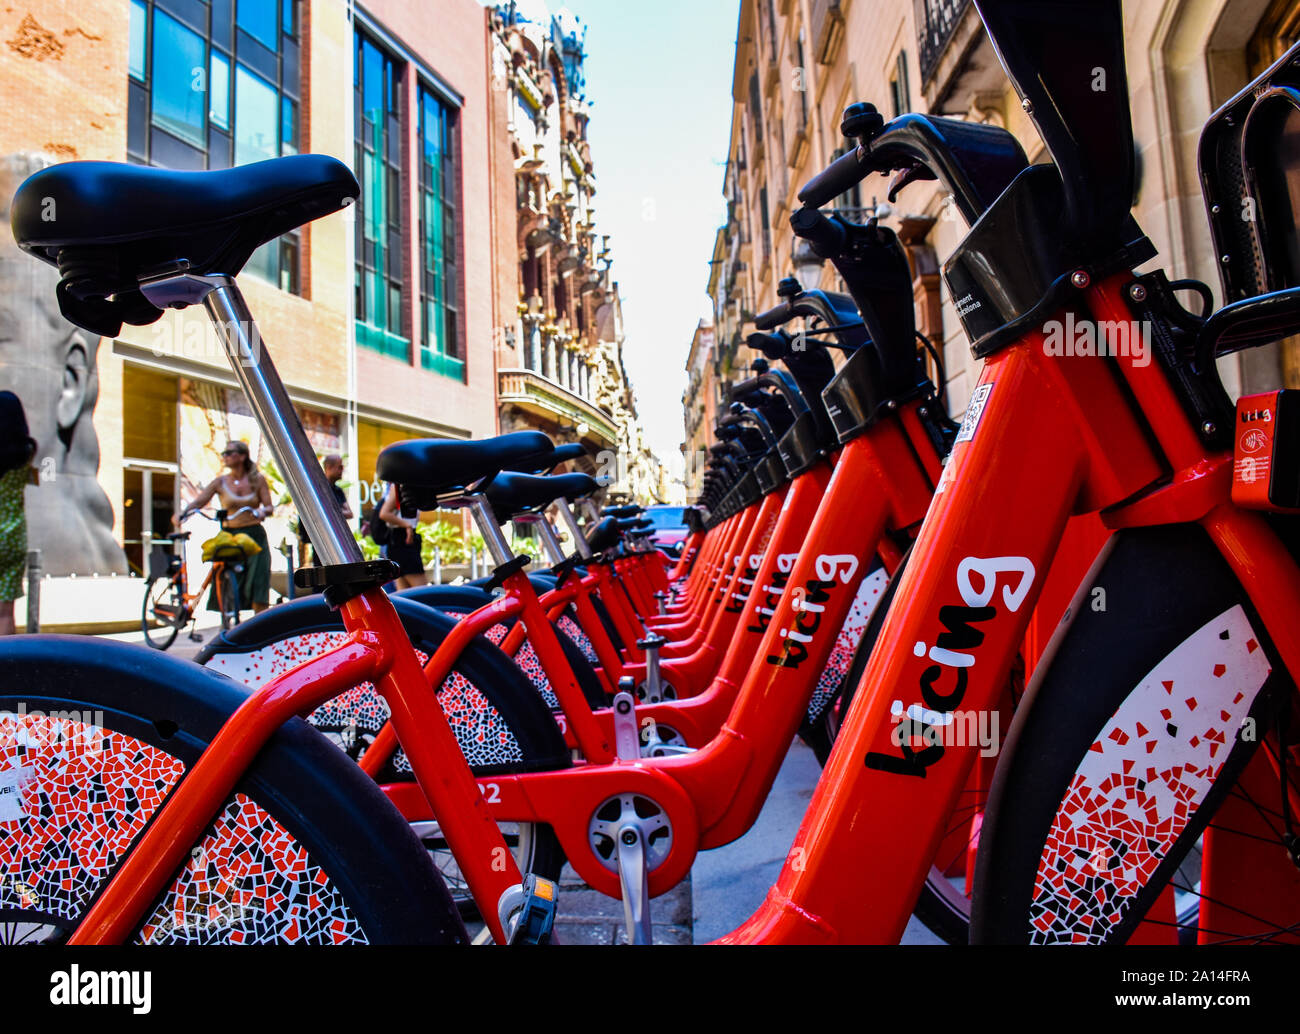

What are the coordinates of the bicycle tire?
(219, 567, 242, 631)
(0, 636, 466, 944)
(141, 576, 183, 651)
(971, 525, 1299, 945)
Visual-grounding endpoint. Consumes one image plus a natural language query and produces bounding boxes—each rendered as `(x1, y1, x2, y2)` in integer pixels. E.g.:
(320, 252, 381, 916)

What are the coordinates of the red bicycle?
(1, 0, 1295, 946)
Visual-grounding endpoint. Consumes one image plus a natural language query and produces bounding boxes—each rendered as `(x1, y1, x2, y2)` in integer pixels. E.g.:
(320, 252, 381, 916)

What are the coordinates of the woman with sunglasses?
(172, 440, 274, 614)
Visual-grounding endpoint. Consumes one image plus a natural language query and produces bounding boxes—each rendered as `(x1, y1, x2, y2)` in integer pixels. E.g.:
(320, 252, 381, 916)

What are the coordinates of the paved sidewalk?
(691, 737, 944, 944)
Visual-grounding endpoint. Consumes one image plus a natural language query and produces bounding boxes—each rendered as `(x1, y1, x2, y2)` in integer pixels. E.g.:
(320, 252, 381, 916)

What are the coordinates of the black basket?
(146, 544, 179, 580)
(1200, 39, 1300, 302)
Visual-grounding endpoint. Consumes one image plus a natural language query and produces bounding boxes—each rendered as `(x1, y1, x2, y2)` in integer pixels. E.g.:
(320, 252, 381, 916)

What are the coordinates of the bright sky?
(502, 0, 741, 473)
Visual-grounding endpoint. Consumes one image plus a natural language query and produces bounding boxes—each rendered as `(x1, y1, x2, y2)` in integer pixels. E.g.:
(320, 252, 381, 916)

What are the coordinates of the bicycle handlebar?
(798, 147, 870, 210)
(180, 504, 259, 525)
(798, 113, 1028, 225)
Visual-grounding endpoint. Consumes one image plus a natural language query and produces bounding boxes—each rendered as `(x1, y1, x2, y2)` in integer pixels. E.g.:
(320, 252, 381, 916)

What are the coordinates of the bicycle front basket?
(147, 544, 174, 580)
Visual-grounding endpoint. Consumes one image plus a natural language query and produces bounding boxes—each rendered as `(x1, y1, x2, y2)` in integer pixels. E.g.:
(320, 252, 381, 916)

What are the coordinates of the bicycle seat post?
(552, 499, 595, 561)
(530, 514, 568, 567)
(140, 273, 362, 568)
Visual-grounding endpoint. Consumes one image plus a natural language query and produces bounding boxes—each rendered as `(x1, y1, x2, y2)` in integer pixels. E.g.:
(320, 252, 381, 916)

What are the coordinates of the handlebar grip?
(790, 206, 848, 258)
(797, 146, 869, 209)
(754, 302, 790, 331)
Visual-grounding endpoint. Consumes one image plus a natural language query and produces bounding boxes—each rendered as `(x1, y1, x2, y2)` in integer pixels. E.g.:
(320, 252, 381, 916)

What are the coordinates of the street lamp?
(792, 239, 824, 293)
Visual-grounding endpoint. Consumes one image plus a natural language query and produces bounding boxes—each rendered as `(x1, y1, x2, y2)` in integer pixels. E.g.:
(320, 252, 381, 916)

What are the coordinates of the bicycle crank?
(588, 794, 673, 945)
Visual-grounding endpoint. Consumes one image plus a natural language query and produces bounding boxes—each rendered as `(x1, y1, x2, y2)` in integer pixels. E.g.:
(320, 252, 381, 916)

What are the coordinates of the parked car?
(641, 505, 689, 556)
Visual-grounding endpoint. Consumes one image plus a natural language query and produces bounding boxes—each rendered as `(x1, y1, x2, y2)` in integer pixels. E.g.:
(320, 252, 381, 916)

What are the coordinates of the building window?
(759, 185, 772, 267)
(890, 50, 911, 118)
(418, 87, 463, 380)
(354, 31, 408, 360)
(127, 0, 301, 293)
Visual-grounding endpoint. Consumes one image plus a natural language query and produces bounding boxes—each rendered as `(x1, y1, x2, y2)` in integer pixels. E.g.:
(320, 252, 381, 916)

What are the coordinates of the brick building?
(0, 0, 502, 578)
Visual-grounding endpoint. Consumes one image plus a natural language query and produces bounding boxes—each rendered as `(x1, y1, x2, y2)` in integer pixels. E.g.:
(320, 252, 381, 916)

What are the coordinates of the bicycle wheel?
(197, 594, 571, 912)
(0, 636, 466, 944)
(141, 576, 185, 651)
(971, 524, 1300, 944)
(219, 567, 242, 631)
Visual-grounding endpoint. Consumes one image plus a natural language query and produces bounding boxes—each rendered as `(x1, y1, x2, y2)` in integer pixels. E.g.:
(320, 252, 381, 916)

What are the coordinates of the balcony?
(916, 0, 971, 84)
(810, 0, 847, 66)
(498, 368, 618, 445)
(915, 0, 1001, 114)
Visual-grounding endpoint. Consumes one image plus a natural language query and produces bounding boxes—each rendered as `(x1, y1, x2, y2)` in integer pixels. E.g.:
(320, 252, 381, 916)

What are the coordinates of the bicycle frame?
(720, 273, 1300, 943)
(375, 407, 937, 901)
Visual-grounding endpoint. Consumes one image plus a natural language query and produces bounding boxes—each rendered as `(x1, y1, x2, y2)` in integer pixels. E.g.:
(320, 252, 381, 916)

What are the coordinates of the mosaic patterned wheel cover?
(204, 632, 523, 774)
(0, 714, 184, 923)
(805, 567, 889, 725)
(557, 612, 600, 667)
(0, 713, 366, 943)
(1029, 605, 1272, 944)
(137, 793, 367, 944)
(479, 621, 560, 710)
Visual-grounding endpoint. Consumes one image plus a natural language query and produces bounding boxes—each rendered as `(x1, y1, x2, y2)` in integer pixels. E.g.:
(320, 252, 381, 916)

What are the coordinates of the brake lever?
(887, 162, 937, 204)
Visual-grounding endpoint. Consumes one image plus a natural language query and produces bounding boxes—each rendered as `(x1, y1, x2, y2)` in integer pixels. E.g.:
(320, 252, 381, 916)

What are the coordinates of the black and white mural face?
(0, 154, 127, 576)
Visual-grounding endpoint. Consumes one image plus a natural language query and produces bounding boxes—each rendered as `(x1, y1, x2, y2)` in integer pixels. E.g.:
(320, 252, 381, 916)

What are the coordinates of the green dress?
(0, 465, 28, 602)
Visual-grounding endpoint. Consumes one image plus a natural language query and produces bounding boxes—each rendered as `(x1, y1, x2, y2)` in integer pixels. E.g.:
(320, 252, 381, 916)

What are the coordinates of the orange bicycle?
(141, 507, 257, 650)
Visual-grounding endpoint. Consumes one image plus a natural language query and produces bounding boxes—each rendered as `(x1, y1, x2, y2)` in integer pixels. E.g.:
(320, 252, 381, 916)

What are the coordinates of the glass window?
(236, 0, 277, 51)
(151, 10, 205, 148)
(418, 86, 461, 377)
(129, 0, 147, 82)
(126, 1, 302, 294)
(354, 31, 408, 358)
(234, 65, 277, 165)
(209, 51, 230, 130)
(280, 95, 297, 155)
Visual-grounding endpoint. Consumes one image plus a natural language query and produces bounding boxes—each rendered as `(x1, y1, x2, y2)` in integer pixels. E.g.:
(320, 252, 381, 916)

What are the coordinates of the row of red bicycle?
(0, 0, 1296, 945)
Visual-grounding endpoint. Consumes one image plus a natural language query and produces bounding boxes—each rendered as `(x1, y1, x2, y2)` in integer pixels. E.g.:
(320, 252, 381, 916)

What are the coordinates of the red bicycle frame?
(722, 273, 1300, 942)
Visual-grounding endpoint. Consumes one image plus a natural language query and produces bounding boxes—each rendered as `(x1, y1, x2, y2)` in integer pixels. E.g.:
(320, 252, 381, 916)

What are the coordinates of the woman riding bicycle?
(172, 440, 274, 614)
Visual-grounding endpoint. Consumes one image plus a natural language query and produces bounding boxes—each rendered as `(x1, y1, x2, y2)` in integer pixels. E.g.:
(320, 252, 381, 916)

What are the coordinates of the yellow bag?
(201, 531, 237, 562)
(201, 531, 261, 561)
(231, 532, 263, 556)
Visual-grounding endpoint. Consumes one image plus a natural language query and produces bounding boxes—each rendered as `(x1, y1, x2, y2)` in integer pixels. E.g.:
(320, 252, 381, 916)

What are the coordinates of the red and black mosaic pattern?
(1029, 606, 1272, 944)
(137, 792, 367, 944)
(205, 633, 522, 774)
(446, 614, 560, 711)
(805, 569, 888, 725)
(558, 611, 600, 667)
(0, 713, 184, 923)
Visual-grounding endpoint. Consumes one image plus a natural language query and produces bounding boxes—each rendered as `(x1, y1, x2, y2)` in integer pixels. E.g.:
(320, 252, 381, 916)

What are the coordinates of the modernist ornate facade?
(488, 1, 662, 501)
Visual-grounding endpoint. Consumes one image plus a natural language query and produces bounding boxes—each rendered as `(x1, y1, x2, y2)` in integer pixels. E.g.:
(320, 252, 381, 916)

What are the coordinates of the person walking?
(378, 482, 427, 589)
(298, 453, 353, 568)
(0, 391, 36, 635)
(173, 440, 274, 614)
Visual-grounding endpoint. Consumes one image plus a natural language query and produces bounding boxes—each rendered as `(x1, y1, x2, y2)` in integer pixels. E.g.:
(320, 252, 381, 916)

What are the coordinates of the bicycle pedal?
(612, 686, 640, 761)
(507, 874, 558, 945)
(615, 822, 652, 945)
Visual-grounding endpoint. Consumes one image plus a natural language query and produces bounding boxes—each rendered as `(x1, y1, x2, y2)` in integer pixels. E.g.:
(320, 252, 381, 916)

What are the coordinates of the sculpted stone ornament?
(0, 154, 129, 576)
